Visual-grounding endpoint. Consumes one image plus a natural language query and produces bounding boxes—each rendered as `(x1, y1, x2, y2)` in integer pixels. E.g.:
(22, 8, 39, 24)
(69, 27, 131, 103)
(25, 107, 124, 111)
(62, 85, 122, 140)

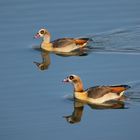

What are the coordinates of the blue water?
(0, 0, 140, 140)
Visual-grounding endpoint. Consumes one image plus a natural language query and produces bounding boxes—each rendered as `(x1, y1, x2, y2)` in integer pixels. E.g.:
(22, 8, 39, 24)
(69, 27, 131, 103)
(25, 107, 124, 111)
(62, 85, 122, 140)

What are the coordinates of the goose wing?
(86, 86, 111, 99)
(86, 85, 130, 99)
(52, 38, 75, 48)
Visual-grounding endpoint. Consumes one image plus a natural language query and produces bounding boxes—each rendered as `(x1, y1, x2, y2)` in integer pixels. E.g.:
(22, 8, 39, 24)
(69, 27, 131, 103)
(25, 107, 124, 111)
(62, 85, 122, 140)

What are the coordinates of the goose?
(34, 28, 91, 53)
(63, 74, 130, 104)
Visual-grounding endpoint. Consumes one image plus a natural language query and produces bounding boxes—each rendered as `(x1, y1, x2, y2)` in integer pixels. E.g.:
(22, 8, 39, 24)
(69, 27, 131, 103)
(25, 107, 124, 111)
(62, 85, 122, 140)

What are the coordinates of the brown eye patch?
(69, 75, 74, 80)
(40, 30, 45, 34)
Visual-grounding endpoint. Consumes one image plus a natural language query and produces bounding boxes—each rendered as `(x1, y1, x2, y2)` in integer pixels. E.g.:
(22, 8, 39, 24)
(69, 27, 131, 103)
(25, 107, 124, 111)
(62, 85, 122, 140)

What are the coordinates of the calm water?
(0, 0, 140, 140)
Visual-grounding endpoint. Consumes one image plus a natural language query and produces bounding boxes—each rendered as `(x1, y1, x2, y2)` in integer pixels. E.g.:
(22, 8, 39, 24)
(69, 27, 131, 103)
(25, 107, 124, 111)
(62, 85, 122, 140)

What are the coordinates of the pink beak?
(34, 33, 40, 39)
(62, 78, 69, 83)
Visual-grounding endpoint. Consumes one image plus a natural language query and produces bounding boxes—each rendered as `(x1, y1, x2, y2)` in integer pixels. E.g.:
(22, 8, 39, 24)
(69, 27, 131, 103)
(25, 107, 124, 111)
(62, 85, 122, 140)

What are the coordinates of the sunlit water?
(0, 0, 140, 140)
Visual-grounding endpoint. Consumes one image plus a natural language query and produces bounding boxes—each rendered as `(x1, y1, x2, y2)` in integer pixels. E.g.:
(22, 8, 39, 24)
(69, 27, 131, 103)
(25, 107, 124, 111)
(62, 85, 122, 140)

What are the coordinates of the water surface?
(0, 0, 140, 140)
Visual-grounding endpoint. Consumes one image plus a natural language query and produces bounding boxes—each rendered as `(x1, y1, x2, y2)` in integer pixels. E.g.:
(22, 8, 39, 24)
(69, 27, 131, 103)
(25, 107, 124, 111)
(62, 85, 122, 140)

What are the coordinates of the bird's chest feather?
(41, 42, 53, 51)
(74, 92, 87, 101)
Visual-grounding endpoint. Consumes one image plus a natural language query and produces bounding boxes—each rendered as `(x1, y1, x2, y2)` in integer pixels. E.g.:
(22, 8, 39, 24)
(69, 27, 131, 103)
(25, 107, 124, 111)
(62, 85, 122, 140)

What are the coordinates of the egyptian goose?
(34, 28, 91, 53)
(63, 75, 131, 104)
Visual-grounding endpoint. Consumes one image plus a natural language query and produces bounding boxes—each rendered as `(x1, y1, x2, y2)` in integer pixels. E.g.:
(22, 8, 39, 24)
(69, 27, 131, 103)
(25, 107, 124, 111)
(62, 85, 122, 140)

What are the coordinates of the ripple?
(125, 80, 140, 103)
(90, 25, 140, 54)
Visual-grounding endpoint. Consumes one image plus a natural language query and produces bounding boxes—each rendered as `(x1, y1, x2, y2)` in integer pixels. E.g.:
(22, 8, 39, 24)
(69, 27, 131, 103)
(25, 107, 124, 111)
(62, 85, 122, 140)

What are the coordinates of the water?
(0, 0, 140, 140)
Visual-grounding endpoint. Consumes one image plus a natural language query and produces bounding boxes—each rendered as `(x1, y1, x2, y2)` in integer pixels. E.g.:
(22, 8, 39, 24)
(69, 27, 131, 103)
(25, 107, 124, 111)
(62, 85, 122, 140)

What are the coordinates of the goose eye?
(69, 75, 74, 80)
(40, 30, 45, 34)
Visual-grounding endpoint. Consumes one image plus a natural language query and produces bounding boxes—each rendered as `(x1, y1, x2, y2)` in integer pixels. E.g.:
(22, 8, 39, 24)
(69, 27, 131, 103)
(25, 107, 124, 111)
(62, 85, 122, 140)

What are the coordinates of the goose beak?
(34, 33, 40, 39)
(33, 61, 41, 67)
(63, 77, 69, 83)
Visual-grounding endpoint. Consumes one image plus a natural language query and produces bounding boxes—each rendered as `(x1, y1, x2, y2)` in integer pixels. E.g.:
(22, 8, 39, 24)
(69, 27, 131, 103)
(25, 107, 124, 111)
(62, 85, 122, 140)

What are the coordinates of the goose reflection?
(33, 48, 90, 71)
(63, 100, 84, 124)
(34, 51, 51, 70)
(64, 99, 125, 124)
